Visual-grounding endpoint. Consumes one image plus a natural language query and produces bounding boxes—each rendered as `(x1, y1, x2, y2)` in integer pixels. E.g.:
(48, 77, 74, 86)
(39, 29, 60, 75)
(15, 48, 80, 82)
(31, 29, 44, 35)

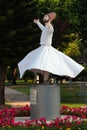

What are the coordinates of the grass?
(61, 86, 85, 102)
(11, 85, 30, 95)
(6, 80, 87, 108)
(60, 83, 87, 107)
(61, 103, 86, 108)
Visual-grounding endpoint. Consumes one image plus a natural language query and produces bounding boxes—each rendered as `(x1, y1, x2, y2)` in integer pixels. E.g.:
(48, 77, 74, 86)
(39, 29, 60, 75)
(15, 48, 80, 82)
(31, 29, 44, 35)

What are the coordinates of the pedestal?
(30, 84, 60, 120)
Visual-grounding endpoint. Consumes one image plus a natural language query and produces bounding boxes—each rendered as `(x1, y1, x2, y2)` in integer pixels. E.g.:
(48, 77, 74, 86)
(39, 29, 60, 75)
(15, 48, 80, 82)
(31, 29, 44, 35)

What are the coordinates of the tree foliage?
(0, 0, 41, 66)
(64, 40, 80, 59)
(0, 0, 39, 104)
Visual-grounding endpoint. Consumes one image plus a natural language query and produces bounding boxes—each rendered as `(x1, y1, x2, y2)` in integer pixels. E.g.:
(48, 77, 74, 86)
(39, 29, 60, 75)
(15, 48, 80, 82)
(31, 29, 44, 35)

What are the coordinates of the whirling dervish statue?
(18, 12, 84, 83)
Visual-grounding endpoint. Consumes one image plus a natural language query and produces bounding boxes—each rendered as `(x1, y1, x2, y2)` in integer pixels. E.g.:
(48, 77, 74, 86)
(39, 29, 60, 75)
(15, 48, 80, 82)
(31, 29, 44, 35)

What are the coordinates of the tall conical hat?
(47, 12, 56, 21)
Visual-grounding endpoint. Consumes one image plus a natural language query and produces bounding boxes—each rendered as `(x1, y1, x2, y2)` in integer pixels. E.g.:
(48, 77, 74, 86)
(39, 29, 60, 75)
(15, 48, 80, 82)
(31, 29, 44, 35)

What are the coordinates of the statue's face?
(43, 15, 50, 23)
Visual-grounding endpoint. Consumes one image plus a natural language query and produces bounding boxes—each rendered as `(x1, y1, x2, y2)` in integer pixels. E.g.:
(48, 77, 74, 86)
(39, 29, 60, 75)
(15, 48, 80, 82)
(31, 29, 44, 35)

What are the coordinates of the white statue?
(18, 12, 84, 83)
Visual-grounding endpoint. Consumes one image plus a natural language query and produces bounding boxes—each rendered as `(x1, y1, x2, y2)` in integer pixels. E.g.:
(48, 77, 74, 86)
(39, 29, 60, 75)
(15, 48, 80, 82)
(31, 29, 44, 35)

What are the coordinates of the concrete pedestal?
(30, 84, 60, 120)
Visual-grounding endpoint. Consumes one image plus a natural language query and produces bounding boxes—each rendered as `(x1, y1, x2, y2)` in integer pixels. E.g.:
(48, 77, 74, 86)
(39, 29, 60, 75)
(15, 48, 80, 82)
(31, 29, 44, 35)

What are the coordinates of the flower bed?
(0, 105, 87, 129)
(0, 117, 87, 130)
(61, 106, 87, 118)
(0, 105, 30, 117)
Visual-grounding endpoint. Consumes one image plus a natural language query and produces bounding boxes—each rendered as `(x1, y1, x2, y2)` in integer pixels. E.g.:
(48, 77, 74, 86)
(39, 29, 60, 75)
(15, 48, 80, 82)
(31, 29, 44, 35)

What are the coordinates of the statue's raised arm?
(33, 19, 44, 31)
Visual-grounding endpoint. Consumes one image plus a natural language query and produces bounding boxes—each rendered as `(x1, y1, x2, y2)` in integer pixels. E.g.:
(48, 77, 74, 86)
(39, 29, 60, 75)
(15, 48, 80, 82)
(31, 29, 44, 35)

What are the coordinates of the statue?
(18, 12, 84, 83)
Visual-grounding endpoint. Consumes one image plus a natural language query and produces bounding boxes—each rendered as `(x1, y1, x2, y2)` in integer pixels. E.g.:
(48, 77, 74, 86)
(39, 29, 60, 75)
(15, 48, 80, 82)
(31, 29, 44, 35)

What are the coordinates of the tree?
(77, 0, 87, 43)
(0, 0, 39, 105)
(52, 0, 86, 66)
(77, 0, 87, 64)
(63, 34, 81, 60)
(7, 0, 40, 84)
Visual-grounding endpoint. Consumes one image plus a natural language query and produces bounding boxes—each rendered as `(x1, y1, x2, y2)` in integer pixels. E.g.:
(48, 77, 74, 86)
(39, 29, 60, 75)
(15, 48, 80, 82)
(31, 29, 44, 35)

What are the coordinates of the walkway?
(5, 86, 30, 107)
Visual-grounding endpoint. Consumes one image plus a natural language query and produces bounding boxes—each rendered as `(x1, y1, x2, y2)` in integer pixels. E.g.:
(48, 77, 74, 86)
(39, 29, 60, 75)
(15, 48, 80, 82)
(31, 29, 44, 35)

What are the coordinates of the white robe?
(18, 21, 84, 78)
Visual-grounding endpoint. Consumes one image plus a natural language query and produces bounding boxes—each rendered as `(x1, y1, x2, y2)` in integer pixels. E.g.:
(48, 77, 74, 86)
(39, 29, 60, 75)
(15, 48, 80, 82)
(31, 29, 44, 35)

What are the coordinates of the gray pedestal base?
(30, 84, 60, 120)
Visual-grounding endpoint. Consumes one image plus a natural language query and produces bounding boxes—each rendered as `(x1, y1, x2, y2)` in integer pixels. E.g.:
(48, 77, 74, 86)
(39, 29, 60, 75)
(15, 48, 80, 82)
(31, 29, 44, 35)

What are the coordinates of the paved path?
(5, 87, 30, 107)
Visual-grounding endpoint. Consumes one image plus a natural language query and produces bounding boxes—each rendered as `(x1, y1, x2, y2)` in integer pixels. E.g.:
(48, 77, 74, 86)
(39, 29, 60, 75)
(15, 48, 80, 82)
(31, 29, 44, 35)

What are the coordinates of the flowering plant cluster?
(0, 105, 30, 127)
(0, 105, 87, 129)
(61, 106, 87, 118)
(0, 116, 87, 130)
(0, 105, 30, 118)
(1, 105, 87, 119)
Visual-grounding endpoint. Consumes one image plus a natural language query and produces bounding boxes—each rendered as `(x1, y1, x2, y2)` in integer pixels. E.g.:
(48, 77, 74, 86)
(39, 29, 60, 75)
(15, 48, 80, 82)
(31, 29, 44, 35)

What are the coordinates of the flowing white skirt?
(18, 45, 84, 78)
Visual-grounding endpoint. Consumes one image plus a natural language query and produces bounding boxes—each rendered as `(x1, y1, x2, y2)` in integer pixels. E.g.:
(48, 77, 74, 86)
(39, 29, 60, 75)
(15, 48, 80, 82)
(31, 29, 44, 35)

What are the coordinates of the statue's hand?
(33, 19, 39, 24)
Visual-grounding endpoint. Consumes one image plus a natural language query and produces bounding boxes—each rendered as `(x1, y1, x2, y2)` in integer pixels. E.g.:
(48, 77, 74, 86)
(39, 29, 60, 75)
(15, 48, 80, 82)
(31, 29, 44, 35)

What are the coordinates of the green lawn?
(60, 83, 87, 107)
(6, 81, 87, 108)
(9, 85, 30, 95)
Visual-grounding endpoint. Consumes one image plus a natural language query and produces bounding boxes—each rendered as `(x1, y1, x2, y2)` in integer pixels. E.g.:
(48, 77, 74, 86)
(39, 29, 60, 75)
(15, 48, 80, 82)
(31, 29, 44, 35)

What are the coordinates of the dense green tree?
(0, 0, 39, 105)
(64, 35, 81, 60)
(77, 0, 87, 43)
(77, 0, 87, 64)
(53, 0, 86, 66)
(6, 0, 40, 84)
(53, 0, 80, 49)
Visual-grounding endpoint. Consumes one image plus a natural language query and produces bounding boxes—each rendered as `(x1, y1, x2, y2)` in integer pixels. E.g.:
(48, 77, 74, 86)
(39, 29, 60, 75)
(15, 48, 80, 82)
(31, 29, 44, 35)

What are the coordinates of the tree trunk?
(0, 66, 5, 105)
(11, 66, 16, 85)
